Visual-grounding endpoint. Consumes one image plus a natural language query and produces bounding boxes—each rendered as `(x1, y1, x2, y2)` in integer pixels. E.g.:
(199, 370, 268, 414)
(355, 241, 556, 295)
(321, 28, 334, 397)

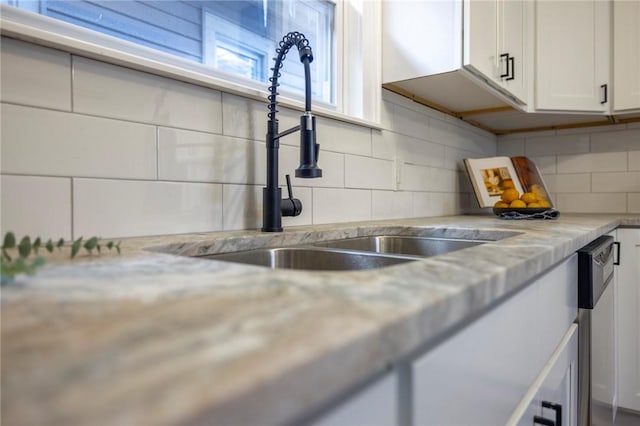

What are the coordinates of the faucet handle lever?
(281, 175, 303, 217)
(285, 174, 294, 200)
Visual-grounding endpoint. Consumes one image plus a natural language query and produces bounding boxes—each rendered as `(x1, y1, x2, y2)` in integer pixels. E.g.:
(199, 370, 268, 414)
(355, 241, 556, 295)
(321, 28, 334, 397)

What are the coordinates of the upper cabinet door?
(464, 0, 530, 106)
(536, 0, 611, 112)
(464, 0, 499, 84)
(614, 0, 640, 112)
(499, 0, 529, 105)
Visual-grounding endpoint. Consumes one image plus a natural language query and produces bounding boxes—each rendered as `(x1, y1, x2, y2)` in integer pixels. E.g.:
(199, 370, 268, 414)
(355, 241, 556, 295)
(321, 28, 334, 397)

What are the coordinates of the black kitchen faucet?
(262, 31, 322, 232)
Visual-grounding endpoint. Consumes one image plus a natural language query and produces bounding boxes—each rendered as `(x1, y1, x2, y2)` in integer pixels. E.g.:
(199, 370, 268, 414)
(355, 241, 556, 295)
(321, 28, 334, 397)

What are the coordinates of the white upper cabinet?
(499, 0, 529, 103)
(382, 0, 532, 113)
(614, 0, 640, 112)
(535, 0, 611, 112)
(464, 0, 530, 105)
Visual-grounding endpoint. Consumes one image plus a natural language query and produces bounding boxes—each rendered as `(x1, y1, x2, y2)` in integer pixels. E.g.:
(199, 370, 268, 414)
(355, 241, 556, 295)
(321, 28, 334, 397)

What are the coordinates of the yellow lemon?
(502, 179, 515, 189)
(501, 188, 520, 203)
(538, 199, 552, 208)
(520, 192, 537, 204)
(494, 201, 510, 208)
(527, 202, 542, 208)
(510, 199, 527, 208)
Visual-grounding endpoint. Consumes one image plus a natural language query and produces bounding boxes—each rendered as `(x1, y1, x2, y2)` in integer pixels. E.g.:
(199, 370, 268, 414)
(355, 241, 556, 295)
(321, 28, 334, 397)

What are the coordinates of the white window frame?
(0, 1, 381, 126)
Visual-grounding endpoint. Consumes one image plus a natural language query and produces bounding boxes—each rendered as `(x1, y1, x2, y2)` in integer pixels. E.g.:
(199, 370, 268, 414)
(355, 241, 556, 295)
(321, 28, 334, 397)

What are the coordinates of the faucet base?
(262, 187, 283, 232)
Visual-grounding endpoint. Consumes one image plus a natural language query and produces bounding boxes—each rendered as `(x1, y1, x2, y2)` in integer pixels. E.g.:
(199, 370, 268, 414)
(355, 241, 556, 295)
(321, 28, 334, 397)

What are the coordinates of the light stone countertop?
(2, 214, 639, 425)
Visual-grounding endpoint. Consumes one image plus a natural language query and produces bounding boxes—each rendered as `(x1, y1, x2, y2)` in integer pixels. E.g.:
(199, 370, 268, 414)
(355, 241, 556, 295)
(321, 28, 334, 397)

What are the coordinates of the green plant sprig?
(1, 232, 121, 285)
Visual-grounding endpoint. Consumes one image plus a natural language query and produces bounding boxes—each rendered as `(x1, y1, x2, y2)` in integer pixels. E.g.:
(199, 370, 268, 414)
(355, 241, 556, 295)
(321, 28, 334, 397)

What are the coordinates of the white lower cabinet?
(615, 228, 640, 412)
(306, 255, 580, 426)
(412, 255, 578, 425)
(306, 372, 397, 426)
(509, 324, 578, 426)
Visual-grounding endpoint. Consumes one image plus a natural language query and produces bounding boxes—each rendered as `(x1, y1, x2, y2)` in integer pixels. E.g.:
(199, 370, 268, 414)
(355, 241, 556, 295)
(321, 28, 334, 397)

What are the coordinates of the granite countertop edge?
(2, 214, 639, 425)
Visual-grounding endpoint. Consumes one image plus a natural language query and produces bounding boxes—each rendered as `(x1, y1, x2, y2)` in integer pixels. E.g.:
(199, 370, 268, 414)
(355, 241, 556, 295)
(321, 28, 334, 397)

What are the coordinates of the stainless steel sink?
(199, 247, 416, 271)
(313, 236, 488, 257)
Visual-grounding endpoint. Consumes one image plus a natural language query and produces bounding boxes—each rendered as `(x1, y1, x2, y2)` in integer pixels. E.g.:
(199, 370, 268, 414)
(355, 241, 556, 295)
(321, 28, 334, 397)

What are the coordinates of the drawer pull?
(542, 400, 562, 426)
(534, 415, 555, 426)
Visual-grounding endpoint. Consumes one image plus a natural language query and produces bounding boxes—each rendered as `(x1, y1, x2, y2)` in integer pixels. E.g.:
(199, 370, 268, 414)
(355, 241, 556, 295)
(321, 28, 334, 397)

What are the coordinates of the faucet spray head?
(295, 112, 322, 178)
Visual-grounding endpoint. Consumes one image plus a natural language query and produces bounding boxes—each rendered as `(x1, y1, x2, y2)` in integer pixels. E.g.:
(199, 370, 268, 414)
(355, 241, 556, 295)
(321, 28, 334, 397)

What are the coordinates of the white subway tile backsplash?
(312, 188, 371, 224)
(556, 193, 627, 213)
(525, 134, 590, 156)
(0, 38, 71, 110)
(412, 192, 460, 217)
(629, 151, 640, 171)
(221, 94, 263, 141)
(389, 103, 431, 141)
(396, 136, 445, 168)
(222, 184, 261, 231)
(429, 168, 458, 193)
(317, 118, 372, 156)
(345, 155, 394, 190)
(497, 138, 525, 157)
(372, 130, 397, 160)
(73, 57, 222, 133)
(530, 156, 557, 175)
(541, 174, 558, 194)
(412, 192, 431, 217)
(553, 173, 591, 193)
(1, 104, 156, 179)
(590, 129, 640, 153)
(629, 193, 640, 213)
(430, 192, 461, 216)
(74, 179, 223, 238)
(3, 38, 639, 239)
(158, 128, 265, 185)
(372, 190, 413, 220)
(557, 152, 627, 173)
(429, 119, 464, 149)
(556, 124, 627, 135)
(1, 175, 72, 240)
(445, 147, 477, 172)
(592, 172, 640, 193)
(398, 164, 430, 192)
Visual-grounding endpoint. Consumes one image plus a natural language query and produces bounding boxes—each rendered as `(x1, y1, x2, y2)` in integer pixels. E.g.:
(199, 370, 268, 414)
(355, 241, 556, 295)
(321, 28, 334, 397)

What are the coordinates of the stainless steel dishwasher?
(577, 234, 618, 426)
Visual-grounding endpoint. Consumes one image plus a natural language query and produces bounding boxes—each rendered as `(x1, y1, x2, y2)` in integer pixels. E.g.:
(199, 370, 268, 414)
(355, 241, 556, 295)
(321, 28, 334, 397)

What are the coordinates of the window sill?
(0, 5, 381, 130)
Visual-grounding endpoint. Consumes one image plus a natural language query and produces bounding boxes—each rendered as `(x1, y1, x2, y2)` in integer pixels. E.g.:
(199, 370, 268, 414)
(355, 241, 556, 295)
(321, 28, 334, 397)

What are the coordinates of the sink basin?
(199, 247, 416, 271)
(313, 236, 488, 257)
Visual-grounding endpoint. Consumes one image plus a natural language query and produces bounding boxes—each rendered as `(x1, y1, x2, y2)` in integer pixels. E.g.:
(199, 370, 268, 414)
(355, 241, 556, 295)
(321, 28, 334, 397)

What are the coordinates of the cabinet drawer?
(306, 372, 396, 426)
(537, 254, 578, 365)
(412, 278, 539, 425)
(412, 254, 577, 425)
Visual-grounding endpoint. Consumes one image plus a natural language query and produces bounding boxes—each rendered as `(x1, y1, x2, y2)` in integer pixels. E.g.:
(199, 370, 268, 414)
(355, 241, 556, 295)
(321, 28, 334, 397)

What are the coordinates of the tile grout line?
(70, 178, 75, 240)
(70, 55, 74, 112)
(156, 127, 160, 181)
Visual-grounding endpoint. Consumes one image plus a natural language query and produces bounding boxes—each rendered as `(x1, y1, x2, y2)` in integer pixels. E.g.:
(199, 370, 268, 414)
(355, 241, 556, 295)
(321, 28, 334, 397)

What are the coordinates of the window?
(0, 0, 380, 122)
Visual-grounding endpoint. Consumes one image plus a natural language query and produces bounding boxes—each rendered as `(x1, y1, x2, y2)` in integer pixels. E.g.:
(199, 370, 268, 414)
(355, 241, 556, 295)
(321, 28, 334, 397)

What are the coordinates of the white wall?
(0, 37, 494, 240)
(497, 125, 640, 214)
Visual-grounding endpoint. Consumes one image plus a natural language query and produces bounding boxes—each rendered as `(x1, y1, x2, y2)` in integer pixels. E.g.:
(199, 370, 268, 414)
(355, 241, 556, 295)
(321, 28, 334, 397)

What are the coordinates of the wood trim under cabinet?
(383, 83, 640, 135)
